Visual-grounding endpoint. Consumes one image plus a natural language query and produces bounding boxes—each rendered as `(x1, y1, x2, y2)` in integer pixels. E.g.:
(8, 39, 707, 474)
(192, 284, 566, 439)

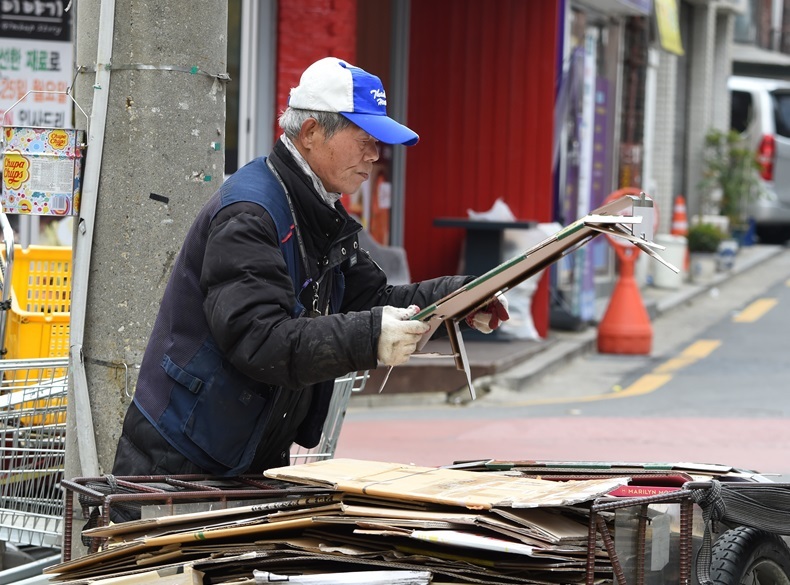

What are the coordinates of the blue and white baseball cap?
(288, 57, 419, 146)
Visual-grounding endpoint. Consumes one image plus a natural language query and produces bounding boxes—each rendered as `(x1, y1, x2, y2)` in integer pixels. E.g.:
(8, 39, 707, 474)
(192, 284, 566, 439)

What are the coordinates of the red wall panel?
(275, 0, 358, 120)
(405, 0, 559, 334)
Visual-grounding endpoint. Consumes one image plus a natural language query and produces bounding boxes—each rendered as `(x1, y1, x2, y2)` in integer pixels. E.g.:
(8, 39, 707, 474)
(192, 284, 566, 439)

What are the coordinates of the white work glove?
(465, 293, 510, 334)
(377, 305, 430, 367)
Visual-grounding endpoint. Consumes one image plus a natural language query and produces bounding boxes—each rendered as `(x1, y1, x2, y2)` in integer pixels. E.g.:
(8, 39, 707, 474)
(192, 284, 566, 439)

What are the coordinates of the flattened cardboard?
(411, 194, 672, 350)
(264, 458, 627, 510)
(488, 508, 588, 544)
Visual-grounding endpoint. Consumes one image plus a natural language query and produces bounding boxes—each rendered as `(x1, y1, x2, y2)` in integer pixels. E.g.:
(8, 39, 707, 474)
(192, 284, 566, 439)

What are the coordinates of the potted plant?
(687, 222, 726, 282)
(699, 128, 760, 241)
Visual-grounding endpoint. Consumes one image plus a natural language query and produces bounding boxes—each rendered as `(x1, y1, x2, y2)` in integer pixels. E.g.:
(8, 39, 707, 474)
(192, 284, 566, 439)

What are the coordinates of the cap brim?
(341, 112, 419, 146)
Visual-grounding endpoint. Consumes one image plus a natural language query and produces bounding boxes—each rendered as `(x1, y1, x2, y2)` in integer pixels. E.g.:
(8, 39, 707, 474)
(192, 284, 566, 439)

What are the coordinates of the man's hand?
(377, 305, 430, 366)
(465, 293, 510, 334)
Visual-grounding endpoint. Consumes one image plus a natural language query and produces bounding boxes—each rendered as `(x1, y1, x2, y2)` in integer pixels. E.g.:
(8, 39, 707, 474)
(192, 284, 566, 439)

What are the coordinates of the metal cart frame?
(0, 357, 69, 548)
(290, 370, 368, 464)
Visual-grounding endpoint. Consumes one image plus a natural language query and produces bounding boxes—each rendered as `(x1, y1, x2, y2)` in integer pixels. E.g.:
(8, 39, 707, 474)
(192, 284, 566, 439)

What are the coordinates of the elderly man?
(112, 57, 507, 479)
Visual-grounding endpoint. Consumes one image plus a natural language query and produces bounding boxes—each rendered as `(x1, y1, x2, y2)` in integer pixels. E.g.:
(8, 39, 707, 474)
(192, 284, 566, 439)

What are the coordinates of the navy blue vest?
(134, 157, 343, 476)
(219, 158, 305, 316)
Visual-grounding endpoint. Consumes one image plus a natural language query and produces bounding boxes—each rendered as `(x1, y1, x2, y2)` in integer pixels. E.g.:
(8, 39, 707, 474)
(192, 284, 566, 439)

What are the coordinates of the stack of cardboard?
(47, 459, 631, 585)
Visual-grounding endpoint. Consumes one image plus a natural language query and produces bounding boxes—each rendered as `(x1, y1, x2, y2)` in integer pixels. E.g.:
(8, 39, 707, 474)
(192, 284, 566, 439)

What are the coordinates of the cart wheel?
(710, 526, 790, 584)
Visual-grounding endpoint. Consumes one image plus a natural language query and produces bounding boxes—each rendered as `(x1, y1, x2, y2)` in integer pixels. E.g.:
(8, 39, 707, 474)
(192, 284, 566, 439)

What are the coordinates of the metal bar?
(61, 486, 74, 562)
(597, 514, 628, 585)
(0, 553, 62, 585)
(678, 498, 694, 584)
(585, 509, 598, 585)
(636, 504, 648, 585)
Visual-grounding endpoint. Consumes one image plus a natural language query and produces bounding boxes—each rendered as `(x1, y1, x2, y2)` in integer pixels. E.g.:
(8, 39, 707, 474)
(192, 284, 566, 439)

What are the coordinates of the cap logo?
(370, 88, 386, 106)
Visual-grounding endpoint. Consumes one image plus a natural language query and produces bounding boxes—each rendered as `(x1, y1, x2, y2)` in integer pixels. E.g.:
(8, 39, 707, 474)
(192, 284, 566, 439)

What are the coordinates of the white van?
(728, 75, 790, 243)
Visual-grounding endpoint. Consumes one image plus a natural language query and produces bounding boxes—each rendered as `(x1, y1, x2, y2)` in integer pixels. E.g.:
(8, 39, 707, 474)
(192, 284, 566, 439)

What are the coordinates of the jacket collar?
(269, 140, 361, 261)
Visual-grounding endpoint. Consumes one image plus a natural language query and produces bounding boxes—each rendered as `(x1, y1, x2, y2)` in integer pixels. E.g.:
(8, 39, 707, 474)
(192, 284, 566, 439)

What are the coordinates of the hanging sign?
(0, 1, 73, 128)
(655, 0, 685, 56)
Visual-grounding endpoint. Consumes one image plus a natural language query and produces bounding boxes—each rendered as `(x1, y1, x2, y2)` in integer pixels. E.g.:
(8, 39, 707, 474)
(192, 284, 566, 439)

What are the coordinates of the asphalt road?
(336, 247, 790, 481)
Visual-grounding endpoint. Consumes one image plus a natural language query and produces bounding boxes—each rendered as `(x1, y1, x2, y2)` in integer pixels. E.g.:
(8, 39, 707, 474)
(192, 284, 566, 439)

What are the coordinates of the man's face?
(300, 121, 380, 194)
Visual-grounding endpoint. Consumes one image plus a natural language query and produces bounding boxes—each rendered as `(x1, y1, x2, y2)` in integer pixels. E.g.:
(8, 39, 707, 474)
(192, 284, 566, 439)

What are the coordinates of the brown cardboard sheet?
(264, 458, 628, 509)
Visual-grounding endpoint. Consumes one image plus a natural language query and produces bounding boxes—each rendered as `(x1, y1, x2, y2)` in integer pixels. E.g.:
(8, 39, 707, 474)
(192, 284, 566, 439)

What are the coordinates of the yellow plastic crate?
(2, 245, 72, 360)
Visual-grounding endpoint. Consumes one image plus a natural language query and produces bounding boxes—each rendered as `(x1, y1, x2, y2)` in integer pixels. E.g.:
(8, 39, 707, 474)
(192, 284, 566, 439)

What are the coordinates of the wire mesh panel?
(0, 357, 69, 547)
(290, 370, 368, 465)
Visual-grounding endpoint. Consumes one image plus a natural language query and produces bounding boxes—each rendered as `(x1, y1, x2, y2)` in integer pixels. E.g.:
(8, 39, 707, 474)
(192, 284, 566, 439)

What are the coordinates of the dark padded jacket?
(112, 140, 472, 477)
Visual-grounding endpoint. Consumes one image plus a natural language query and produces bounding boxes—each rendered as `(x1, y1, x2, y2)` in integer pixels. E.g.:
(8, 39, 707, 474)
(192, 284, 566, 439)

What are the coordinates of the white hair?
(278, 108, 353, 140)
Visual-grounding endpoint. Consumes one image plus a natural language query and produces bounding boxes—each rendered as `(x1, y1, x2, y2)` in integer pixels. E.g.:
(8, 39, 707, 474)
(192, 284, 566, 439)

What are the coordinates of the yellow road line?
(615, 373, 674, 397)
(732, 298, 778, 323)
(617, 340, 721, 396)
(680, 339, 721, 359)
(508, 339, 721, 407)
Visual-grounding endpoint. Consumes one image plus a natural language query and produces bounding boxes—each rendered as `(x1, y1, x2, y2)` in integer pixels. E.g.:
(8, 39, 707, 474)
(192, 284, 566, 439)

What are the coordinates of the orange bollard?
(597, 245, 652, 355)
(670, 195, 689, 236)
(671, 194, 690, 272)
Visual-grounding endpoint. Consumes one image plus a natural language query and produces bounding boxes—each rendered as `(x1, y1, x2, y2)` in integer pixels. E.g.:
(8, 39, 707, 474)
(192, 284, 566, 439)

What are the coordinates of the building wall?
(682, 3, 737, 220)
(713, 11, 735, 131)
(653, 51, 679, 234)
(404, 0, 560, 333)
(685, 3, 718, 219)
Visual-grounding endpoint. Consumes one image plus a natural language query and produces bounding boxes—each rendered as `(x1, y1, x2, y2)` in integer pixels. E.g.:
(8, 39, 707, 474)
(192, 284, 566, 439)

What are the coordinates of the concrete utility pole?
(67, 1, 227, 482)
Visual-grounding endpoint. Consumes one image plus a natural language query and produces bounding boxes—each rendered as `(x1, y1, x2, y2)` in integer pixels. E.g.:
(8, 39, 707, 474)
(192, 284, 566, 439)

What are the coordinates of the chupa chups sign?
(2, 126, 84, 216)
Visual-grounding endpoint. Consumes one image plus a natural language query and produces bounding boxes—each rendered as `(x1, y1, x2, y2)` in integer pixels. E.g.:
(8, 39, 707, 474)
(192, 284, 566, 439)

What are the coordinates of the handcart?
(56, 459, 790, 584)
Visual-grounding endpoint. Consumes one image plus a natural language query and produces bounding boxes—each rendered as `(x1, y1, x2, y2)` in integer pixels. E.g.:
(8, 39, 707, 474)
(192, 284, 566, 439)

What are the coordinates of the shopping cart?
(0, 357, 69, 548)
(290, 370, 369, 464)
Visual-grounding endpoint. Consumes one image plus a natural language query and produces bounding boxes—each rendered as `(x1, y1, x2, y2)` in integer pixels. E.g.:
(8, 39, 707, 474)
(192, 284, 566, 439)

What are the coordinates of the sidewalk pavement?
(350, 243, 787, 407)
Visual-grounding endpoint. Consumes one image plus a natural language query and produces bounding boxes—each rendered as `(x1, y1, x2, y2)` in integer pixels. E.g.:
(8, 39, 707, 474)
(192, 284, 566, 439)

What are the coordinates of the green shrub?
(699, 129, 760, 228)
(687, 222, 725, 253)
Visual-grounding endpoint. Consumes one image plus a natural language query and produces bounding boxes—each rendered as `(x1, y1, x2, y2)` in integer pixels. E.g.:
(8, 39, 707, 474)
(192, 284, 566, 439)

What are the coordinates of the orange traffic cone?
(671, 195, 690, 271)
(597, 246, 652, 355)
(671, 195, 688, 236)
